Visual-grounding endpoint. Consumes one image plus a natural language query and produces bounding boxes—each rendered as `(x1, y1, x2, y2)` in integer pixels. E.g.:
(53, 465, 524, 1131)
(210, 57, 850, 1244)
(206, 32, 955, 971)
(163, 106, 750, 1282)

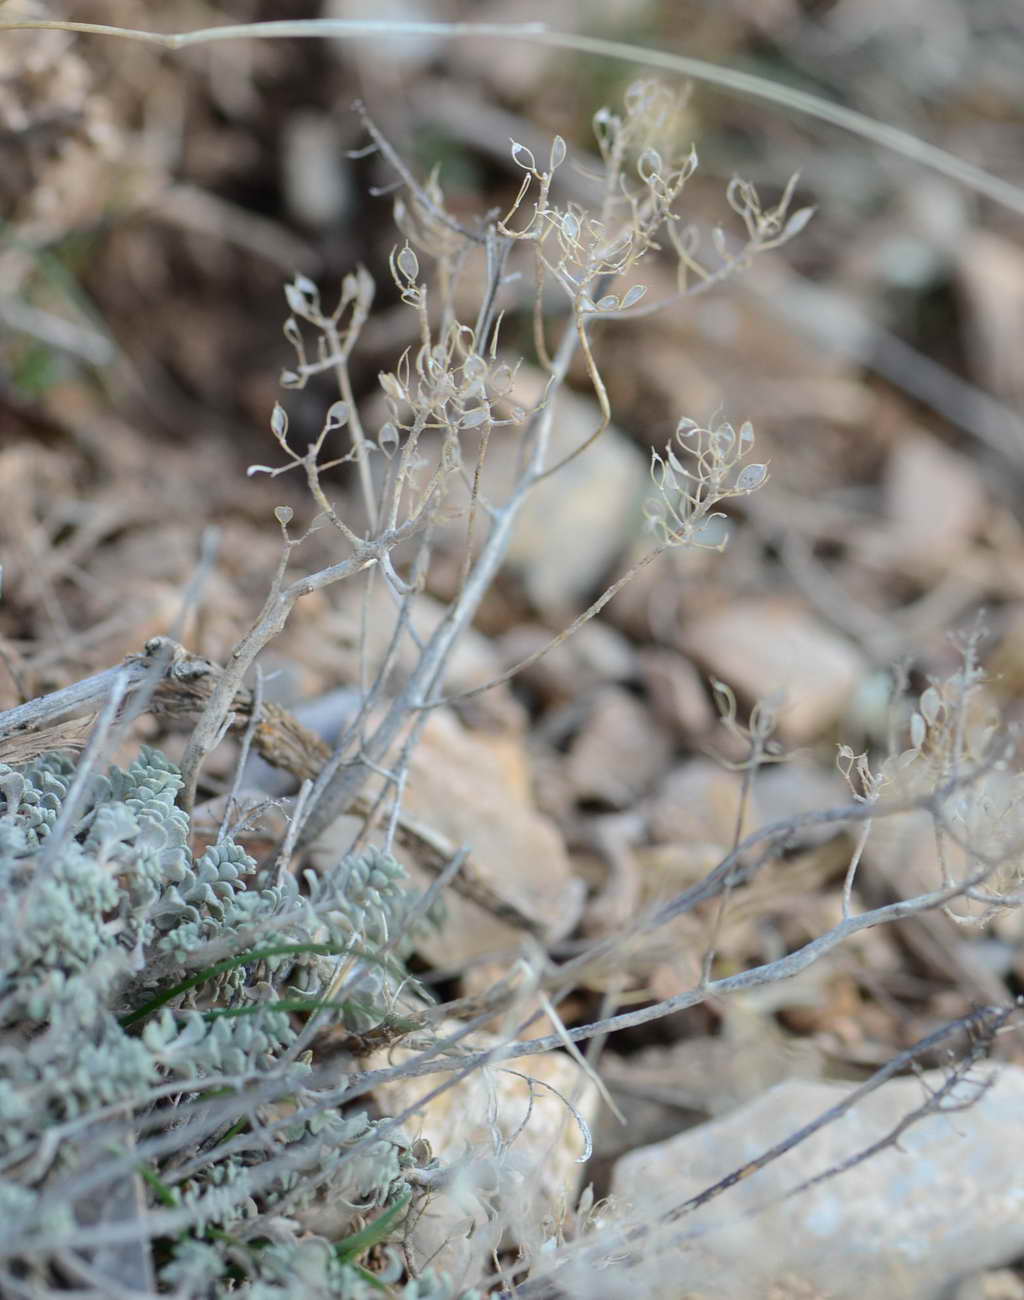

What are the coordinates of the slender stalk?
(294, 317, 582, 849)
(1, 21, 1021, 216)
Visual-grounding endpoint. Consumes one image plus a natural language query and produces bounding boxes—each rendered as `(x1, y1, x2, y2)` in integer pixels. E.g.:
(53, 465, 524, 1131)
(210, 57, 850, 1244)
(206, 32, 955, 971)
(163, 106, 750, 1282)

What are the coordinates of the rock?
(753, 760, 852, 847)
(399, 708, 584, 962)
(565, 686, 672, 809)
(496, 370, 650, 619)
(607, 1066, 1024, 1300)
(369, 1027, 599, 1289)
(496, 620, 637, 705)
(647, 758, 760, 848)
(243, 685, 363, 797)
(318, 585, 509, 704)
(411, 367, 649, 623)
(280, 111, 351, 227)
(680, 598, 865, 743)
(874, 432, 986, 580)
(637, 647, 716, 739)
(304, 702, 583, 966)
(949, 1269, 1024, 1300)
(958, 231, 1024, 408)
(599, 999, 822, 1132)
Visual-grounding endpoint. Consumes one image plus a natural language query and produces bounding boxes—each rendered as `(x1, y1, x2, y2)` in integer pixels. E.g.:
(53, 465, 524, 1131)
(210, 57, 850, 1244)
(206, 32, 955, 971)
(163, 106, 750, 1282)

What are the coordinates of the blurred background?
(4, 1, 1024, 683)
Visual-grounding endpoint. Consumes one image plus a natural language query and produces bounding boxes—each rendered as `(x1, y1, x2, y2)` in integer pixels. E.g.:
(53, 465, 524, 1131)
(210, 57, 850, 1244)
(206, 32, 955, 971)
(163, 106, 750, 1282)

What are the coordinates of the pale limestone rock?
(400, 708, 583, 962)
(680, 598, 864, 743)
(878, 432, 986, 579)
(566, 686, 671, 809)
(647, 757, 761, 848)
(606, 1067, 1024, 1300)
(369, 1027, 599, 1289)
(497, 620, 636, 704)
(638, 646, 716, 739)
(495, 372, 650, 619)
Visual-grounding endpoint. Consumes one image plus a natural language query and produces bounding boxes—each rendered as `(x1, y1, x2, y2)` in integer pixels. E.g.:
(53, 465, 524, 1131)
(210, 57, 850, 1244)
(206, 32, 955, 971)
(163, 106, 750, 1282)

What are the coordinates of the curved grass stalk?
(1, 19, 1022, 217)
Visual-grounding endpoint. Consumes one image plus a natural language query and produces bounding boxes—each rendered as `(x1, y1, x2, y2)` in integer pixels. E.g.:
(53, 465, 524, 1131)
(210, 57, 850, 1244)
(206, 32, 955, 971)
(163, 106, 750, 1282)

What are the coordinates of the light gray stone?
(680, 598, 865, 743)
(605, 1067, 1024, 1300)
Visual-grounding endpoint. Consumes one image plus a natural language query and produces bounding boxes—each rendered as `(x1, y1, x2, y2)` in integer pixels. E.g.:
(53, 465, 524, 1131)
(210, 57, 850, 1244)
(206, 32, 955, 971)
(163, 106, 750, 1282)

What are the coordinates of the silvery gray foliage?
(0, 745, 462, 1297)
(300, 844, 431, 1032)
(161, 1231, 473, 1300)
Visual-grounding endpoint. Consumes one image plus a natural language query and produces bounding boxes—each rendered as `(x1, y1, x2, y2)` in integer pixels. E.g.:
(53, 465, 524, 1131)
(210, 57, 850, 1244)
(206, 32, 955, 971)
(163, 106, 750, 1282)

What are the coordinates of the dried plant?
(1, 24, 1022, 1299)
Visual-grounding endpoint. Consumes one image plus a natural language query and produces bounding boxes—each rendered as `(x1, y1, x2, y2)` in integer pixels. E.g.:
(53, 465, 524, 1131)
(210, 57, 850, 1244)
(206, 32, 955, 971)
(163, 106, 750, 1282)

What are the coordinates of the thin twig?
(34, 670, 130, 874)
(336, 868, 1013, 1098)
